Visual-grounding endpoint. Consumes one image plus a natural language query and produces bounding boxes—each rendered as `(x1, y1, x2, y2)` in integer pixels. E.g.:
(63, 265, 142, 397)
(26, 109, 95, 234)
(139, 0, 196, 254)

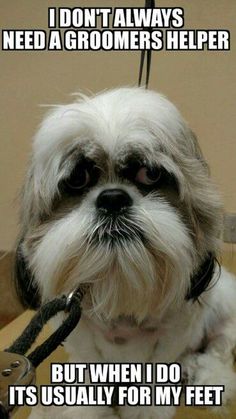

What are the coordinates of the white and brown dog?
(15, 88, 236, 418)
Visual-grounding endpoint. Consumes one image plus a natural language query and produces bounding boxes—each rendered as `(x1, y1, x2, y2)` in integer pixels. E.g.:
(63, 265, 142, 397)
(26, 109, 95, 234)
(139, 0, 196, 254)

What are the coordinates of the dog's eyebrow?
(59, 147, 83, 169)
(60, 141, 109, 169)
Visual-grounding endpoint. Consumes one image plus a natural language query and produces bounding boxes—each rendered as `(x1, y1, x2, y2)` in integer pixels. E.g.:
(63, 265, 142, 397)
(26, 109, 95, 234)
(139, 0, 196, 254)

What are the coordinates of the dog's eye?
(60, 158, 100, 196)
(135, 167, 161, 185)
(65, 166, 90, 190)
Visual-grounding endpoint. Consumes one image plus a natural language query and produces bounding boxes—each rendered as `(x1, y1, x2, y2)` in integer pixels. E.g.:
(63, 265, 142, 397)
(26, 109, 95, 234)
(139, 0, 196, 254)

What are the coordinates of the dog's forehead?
(33, 88, 187, 166)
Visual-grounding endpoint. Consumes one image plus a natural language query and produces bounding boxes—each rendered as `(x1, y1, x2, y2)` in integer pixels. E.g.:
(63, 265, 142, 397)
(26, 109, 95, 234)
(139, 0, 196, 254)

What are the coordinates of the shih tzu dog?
(15, 87, 236, 418)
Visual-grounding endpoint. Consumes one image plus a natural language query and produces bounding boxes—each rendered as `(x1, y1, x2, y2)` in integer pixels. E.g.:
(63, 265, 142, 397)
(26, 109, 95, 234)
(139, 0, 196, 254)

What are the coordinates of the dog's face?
(16, 88, 222, 323)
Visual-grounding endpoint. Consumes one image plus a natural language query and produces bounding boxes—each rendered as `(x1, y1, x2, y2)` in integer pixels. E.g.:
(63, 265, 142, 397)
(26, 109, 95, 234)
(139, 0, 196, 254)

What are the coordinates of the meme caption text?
(2, 7, 230, 51)
(9, 363, 224, 407)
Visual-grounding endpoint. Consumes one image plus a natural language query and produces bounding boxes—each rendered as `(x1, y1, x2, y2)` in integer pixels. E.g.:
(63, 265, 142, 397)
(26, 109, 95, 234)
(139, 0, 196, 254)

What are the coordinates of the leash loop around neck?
(138, 0, 155, 88)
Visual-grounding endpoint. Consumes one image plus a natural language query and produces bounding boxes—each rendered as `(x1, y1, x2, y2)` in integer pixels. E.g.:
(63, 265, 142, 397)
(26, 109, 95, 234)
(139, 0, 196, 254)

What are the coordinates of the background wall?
(0, 0, 235, 251)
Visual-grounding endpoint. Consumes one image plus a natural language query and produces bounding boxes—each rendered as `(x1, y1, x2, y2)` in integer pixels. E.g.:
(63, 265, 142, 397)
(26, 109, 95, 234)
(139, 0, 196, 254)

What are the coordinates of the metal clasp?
(65, 286, 86, 312)
(0, 351, 35, 417)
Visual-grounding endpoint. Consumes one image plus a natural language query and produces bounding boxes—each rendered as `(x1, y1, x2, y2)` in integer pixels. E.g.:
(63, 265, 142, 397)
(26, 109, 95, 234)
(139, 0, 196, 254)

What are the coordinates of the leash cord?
(5, 289, 84, 368)
(138, 0, 155, 88)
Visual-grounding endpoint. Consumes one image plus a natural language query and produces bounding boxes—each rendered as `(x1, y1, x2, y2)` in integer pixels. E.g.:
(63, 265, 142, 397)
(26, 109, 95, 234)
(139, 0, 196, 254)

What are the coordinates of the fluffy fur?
(15, 88, 236, 418)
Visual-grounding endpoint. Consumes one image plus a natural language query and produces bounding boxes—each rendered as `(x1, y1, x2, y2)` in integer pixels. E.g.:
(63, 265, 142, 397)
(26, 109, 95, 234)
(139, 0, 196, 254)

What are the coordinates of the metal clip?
(0, 351, 35, 417)
(65, 286, 86, 312)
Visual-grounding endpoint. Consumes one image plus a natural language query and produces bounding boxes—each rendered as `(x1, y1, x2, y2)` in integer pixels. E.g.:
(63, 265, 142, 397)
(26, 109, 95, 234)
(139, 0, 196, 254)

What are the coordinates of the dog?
(15, 87, 236, 418)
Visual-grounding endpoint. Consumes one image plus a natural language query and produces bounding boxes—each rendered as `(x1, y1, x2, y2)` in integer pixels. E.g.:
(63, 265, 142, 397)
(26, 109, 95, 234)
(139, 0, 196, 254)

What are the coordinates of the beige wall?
(0, 0, 235, 250)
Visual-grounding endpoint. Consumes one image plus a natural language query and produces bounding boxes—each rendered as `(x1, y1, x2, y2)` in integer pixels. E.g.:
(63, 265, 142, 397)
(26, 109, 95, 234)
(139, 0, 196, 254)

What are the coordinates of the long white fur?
(20, 88, 236, 419)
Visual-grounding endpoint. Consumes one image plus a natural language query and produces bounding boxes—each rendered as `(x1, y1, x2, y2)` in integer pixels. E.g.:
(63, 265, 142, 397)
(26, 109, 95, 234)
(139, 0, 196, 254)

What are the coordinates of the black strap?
(186, 253, 220, 301)
(5, 289, 84, 368)
(138, 0, 155, 88)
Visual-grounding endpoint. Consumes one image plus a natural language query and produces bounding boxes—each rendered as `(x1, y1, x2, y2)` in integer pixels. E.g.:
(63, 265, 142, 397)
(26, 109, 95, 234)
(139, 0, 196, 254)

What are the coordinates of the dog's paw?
(118, 405, 175, 419)
(181, 352, 236, 405)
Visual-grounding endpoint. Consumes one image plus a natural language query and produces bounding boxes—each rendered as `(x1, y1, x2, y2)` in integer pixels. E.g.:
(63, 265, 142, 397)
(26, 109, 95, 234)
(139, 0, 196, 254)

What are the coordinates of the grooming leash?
(138, 0, 155, 88)
(0, 288, 84, 418)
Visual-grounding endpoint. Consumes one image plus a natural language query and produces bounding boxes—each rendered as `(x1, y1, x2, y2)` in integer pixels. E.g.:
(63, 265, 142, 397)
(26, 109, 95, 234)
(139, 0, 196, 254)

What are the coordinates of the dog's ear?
(186, 252, 220, 301)
(14, 241, 41, 310)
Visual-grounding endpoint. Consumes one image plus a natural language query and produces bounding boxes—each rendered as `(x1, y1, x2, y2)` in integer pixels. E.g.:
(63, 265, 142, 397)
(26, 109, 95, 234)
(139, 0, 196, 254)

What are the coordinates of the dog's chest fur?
(64, 301, 205, 365)
(89, 315, 163, 345)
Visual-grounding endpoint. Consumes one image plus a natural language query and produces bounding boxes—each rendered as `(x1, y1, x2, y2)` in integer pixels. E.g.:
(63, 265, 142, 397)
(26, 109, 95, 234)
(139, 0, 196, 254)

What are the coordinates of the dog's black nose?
(96, 189, 133, 213)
